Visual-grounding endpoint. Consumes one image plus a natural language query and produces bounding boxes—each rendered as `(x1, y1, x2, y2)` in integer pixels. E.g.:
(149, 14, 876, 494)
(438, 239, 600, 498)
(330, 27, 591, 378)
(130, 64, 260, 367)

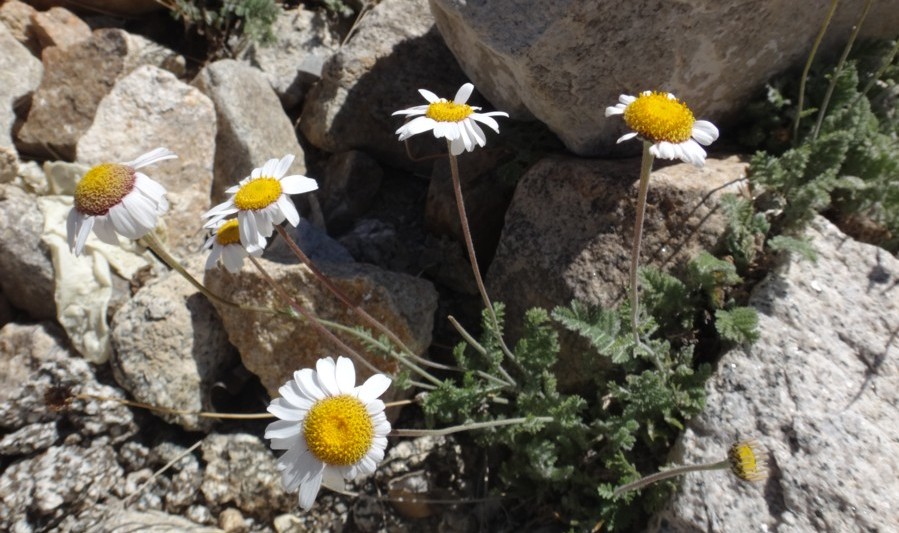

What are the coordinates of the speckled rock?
(486, 156, 747, 387)
(17, 28, 184, 160)
(201, 433, 294, 519)
(0, 442, 124, 531)
(110, 255, 237, 431)
(98, 509, 225, 532)
(204, 255, 438, 398)
(77, 64, 216, 252)
(0, 22, 42, 151)
(192, 58, 306, 203)
(239, 5, 339, 109)
(429, 0, 899, 156)
(300, 0, 467, 170)
(649, 216, 899, 532)
(0, 184, 56, 319)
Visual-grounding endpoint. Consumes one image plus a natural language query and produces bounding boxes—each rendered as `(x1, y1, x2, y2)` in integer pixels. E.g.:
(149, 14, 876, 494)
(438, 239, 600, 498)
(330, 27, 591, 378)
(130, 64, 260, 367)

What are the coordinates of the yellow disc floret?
(426, 100, 474, 122)
(728, 440, 768, 482)
(623, 91, 695, 144)
(215, 219, 241, 246)
(233, 178, 282, 211)
(303, 395, 374, 466)
(74, 163, 136, 216)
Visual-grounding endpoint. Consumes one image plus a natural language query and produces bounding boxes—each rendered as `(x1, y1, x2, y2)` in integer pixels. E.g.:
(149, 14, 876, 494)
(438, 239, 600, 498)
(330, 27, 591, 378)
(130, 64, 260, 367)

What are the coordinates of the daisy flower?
(727, 439, 768, 482)
(605, 91, 719, 167)
(203, 218, 264, 273)
(202, 154, 318, 252)
(66, 147, 176, 256)
(265, 356, 392, 510)
(393, 83, 509, 156)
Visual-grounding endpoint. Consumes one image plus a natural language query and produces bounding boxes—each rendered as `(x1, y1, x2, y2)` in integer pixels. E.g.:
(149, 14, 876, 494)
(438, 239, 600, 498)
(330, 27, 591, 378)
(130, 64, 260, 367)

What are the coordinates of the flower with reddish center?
(203, 218, 263, 273)
(393, 83, 509, 156)
(203, 154, 318, 252)
(605, 91, 719, 167)
(265, 356, 391, 510)
(66, 148, 176, 256)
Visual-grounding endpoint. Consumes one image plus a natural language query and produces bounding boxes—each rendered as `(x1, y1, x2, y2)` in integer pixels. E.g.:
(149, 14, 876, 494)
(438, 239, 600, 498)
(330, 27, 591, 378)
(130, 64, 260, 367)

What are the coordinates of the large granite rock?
(32, 6, 91, 50)
(239, 5, 339, 109)
(487, 156, 746, 387)
(17, 28, 183, 160)
(0, 22, 42, 151)
(204, 255, 438, 398)
(650, 216, 899, 532)
(110, 256, 238, 431)
(0, 0, 40, 55)
(0, 184, 56, 319)
(429, 0, 899, 156)
(77, 64, 216, 252)
(193, 58, 307, 203)
(300, 0, 468, 169)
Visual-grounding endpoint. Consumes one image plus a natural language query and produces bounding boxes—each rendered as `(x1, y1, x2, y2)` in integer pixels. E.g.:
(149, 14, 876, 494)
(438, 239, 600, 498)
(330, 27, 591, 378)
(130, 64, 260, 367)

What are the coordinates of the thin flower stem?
(446, 144, 521, 373)
(629, 142, 655, 349)
(247, 255, 388, 380)
(794, 0, 840, 143)
(76, 393, 275, 419)
(813, 0, 873, 140)
(274, 226, 439, 370)
(613, 460, 730, 497)
(447, 315, 515, 387)
(391, 416, 553, 438)
(125, 439, 203, 506)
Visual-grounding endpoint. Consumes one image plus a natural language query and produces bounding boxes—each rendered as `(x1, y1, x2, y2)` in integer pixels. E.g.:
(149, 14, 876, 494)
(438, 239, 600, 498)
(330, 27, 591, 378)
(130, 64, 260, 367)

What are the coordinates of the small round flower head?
(605, 91, 719, 167)
(203, 218, 264, 273)
(265, 356, 392, 510)
(202, 154, 318, 252)
(66, 148, 176, 256)
(728, 440, 768, 482)
(393, 83, 509, 156)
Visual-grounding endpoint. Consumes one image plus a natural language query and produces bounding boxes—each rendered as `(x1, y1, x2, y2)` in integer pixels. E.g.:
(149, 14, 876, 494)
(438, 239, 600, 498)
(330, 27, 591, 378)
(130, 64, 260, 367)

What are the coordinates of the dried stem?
(613, 460, 730, 497)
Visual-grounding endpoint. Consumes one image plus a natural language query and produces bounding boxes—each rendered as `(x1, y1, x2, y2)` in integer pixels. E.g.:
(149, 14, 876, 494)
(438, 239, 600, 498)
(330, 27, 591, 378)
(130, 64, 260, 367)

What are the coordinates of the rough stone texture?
(78, 64, 216, 252)
(111, 256, 238, 431)
(204, 255, 438, 398)
(239, 5, 339, 109)
(0, 322, 68, 406)
(99, 509, 225, 532)
(0, 22, 42, 150)
(192, 58, 306, 204)
(32, 6, 91, 50)
(300, 0, 468, 170)
(486, 156, 747, 387)
(0, 146, 17, 184)
(0, 0, 40, 55)
(0, 442, 124, 531)
(429, 0, 899, 156)
(649, 216, 899, 532)
(201, 433, 294, 520)
(0, 184, 56, 319)
(17, 28, 184, 160)
(320, 150, 383, 234)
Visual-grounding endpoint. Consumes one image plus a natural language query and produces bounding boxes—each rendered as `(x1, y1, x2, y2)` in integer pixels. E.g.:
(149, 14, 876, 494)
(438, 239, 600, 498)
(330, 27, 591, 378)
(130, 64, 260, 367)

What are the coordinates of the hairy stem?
(392, 416, 553, 438)
(613, 460, 730, 497)
(794, 0, 840, 143)
(629, 142, 655, 347)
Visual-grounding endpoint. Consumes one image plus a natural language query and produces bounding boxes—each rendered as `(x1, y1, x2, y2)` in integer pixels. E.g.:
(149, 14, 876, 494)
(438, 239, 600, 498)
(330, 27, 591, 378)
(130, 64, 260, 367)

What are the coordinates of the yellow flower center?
(74, 163, 135, 216)
(303, 395, 374, 466)
(233, 178, 282, 211)
(215, 219, 241, 246)
(623, 91, 695, 144)
(426, 100, 474, 122)
(728, 441, 767, 482)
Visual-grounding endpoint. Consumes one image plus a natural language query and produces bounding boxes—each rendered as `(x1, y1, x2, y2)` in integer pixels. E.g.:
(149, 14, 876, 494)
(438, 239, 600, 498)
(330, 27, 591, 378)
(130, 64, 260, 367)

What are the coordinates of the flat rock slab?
(650, 216, 899, 532)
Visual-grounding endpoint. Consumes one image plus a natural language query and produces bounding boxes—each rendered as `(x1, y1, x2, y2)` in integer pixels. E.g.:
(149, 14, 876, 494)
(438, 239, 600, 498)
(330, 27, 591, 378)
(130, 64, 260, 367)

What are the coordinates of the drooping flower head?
(265, 356, 392, 510)
(393, 83, 509, 156)
(727, 439, 768, 482)
(202, 154, 318, 253)
(66, 147, 176, 256)
(203, 218, 264, 273)
(605, 91, 719, 167)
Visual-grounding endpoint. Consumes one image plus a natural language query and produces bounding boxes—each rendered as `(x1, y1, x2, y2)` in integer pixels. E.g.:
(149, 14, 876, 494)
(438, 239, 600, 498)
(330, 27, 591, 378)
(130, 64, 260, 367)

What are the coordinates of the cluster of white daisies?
(63, 83, 717, 510)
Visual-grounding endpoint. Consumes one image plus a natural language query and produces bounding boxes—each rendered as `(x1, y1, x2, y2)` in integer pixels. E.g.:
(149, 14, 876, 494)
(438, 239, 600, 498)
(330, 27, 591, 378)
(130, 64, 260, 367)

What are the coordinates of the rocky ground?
(1, 0, 897, 532)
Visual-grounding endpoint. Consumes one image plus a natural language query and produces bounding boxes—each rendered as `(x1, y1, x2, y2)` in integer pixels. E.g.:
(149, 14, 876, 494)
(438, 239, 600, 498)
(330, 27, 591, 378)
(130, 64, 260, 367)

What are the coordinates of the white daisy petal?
(92, 217, 119, 246)
(472, 113, 501, 133)
(205, 245, 222, 270)
(418, 88, 440, 103)
(397, 116, 437, 140)
(315, 357, 340, 396)
(335, 356, 356, 394)
(298, 468, 325, 510)
(274, 154, 295, 179)
(454, 83, 474, 104)
(616, 132, 640, 144)
(74, 213, 94, 255)
(280, 175, 319, 195)
(126, 147, 177, 169)
(692, 120, 720, 145)
(264, 419, 301, 440)
(221, 245, 245, 273)
(356, 374, 392, 403)
(267, 398, 304, 421)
